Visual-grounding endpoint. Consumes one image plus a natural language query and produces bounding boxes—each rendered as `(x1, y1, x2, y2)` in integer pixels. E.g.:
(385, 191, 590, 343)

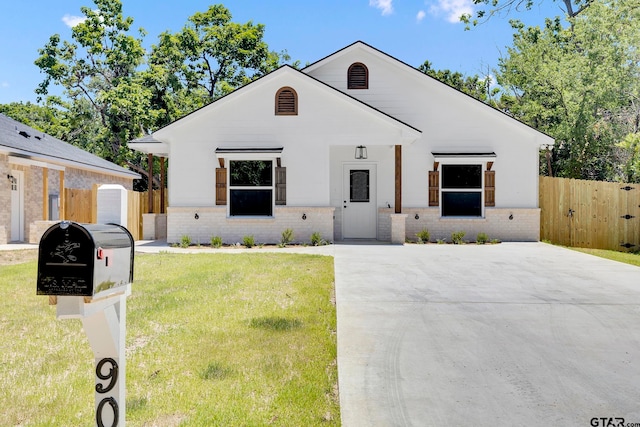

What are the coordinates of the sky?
(0, 0, 562, 104)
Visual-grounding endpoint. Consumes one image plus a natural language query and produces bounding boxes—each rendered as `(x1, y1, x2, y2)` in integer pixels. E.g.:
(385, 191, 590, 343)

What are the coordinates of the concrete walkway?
(333, 242, 640, 426)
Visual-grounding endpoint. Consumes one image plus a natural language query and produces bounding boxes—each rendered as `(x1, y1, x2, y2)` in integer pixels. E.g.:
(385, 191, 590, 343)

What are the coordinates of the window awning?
(215, 147, 284, 161)
(432, 152, 496, 158)
(215, 147, 283, 154)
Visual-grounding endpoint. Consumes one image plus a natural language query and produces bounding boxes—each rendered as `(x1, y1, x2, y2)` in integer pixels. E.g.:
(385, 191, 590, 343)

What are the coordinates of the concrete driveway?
(333, 242, 640, 426)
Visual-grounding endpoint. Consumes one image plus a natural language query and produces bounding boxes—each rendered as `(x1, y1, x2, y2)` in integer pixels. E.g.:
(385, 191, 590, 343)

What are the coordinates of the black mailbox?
(37, 221, 134, 299)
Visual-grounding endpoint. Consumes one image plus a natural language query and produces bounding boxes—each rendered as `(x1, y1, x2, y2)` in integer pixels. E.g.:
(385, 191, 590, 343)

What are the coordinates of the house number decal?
(96, 358, 119, 427)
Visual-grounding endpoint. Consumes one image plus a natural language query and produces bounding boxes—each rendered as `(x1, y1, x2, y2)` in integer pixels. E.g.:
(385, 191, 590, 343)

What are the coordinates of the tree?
(497, 0, 640, 180)
(143, 4, 293, 130)
(33, 1, 294, 189)
(0, 100, 107, 158)
(0, 102, 67, 138)
(149, 5, 282, 106)
(418, 61, 500, 106)
(462, 0, 593, 27)
(34, 0, 151, 176)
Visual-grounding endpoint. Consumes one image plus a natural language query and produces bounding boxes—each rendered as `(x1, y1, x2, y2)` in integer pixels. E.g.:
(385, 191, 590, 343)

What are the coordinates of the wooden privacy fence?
(63, 186, 167, 241)
(539, 176, 640, 252)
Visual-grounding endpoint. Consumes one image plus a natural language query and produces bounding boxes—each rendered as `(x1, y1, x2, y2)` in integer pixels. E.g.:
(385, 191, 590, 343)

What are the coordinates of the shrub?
(310, 232, 327, 246)
(491, 238, 501, 244)
(242, 235, 255, 248)
(180, 235, 192, 248)
(451, 231, 466, 245)
(280, 228, 294, 247)
(476, 232, 489, 244)
(210, 236, 223, 248)
(416, 228, 430, 244)
(436, 238, 446, 244)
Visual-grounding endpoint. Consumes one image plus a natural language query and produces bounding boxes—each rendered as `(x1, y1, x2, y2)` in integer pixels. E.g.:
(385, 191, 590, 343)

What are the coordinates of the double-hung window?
(229, 160, 273, 216)
(430, 152, 496, 217)
(441, 164, 483, 217)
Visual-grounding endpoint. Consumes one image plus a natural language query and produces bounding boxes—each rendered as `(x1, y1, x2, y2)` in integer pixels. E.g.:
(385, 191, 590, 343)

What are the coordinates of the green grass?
(0, 253, 339, 426)
(570, 247, 640, 267)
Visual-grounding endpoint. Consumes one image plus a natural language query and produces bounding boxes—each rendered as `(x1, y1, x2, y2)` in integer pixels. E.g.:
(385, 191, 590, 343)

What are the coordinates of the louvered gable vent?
(348, 63, 368, 89)
(275, 87, 298, 115)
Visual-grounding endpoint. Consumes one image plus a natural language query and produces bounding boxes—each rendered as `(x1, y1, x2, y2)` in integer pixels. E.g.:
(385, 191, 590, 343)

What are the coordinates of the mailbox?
(37, 221, 134, 300)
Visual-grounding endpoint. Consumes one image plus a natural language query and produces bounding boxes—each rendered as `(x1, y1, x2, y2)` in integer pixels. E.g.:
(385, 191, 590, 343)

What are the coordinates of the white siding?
(306, 47, 547, 208)
(159, 70, 413, 209)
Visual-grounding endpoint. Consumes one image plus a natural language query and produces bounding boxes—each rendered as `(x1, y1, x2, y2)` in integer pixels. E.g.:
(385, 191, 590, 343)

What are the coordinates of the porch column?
(395, 145, 402, 213)
(59, 170, 65, 220)
(160, 156, 165, 214)
(42, 168, 49, 220)
(147, 153, 153, 213)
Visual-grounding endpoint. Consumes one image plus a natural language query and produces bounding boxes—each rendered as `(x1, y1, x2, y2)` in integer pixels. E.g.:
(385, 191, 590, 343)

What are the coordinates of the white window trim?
(226, 158, 277, 218)
(440, 162, 486, 218)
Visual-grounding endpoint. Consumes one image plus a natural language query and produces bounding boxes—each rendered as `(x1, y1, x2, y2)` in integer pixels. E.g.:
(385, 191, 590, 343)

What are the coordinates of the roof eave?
(1, 147, 140, 179)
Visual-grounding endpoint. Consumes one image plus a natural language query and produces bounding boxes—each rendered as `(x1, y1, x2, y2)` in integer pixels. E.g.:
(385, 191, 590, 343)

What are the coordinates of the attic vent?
(18, 130, 31, 138)
(275, 87, 298, 115)
(348, 62, 368, 89)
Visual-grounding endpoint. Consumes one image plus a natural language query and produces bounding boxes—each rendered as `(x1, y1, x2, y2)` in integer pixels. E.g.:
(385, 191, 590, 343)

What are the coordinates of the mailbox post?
(37, 221, 134, 427)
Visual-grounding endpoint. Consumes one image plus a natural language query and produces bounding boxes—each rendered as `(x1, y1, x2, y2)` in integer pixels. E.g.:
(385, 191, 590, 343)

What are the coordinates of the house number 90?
(95, 358, 119, 427)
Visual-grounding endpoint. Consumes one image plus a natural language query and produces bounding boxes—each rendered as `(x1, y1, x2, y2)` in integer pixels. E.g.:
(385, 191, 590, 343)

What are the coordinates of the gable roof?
(0, 113, 139, 179)
(304, 41, 554, 145)
(131, 64, 421, 149)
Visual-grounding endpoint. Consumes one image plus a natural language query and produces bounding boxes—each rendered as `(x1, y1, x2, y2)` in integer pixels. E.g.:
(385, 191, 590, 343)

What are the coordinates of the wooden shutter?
(275, 167, 286, 205)
(348, 63, 368, 89)
(428, 171, 439, 206)
(216, 168, 227, 205)
(485, 170, 495, 207)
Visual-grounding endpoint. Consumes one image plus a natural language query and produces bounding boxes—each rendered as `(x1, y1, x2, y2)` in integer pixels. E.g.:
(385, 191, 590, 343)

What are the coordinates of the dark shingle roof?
(0, 113, 139, 178)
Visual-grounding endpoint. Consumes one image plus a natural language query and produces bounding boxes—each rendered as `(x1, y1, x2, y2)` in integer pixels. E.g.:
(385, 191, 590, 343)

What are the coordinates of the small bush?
(476, 232, 489, 244)
(242, 235, 255, 248)
(280, 228, 294, 247)
(310, 232, 327, 246)
(451, 231, 466, 245)
(180, 235, 192, 248)
(210, 236, 223, 248)
(491, 238, 501, 244)
(436, 238, 446, 244)
(416, 228, 430, 244)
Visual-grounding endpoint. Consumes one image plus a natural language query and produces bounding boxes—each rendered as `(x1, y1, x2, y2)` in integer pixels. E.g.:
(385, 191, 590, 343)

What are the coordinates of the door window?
(350, 170, 369, 202)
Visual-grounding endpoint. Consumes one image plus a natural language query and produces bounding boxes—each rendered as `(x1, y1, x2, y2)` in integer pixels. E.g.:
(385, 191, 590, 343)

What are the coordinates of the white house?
(130, 41, 554, 245)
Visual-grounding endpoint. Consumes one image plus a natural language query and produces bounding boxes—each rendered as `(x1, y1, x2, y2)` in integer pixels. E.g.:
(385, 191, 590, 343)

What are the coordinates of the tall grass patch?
(0, 253, 339, 426)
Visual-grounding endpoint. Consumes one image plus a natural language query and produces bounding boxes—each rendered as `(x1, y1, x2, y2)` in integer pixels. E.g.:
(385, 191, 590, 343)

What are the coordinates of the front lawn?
(0, 252, 339, 426)
(570, 247, 640, 267)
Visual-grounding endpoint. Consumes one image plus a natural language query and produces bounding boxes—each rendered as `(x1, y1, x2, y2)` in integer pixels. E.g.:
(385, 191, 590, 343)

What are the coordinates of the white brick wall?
(378, 208, 393, 241)
(404, 207, 540, 242)
(167, 206, 335, 245)
(143, 214, 167, 240)
(390, 214, 408, 244)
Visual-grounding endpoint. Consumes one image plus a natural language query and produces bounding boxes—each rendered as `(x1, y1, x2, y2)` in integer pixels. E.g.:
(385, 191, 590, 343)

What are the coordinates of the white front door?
(10, 170, 25, 242)
(343, 164, 377, 239)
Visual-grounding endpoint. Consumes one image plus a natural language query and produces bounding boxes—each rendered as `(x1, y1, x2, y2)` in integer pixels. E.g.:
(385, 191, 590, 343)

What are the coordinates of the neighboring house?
(130, 41, 554, 245)
(0, 113, 140, 244)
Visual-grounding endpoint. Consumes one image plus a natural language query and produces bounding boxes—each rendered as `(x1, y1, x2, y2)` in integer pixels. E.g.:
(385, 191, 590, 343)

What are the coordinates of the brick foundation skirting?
(379, 207, 540, 242)
(166, 206, 335, 245)
(165, 206, 538, 245)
